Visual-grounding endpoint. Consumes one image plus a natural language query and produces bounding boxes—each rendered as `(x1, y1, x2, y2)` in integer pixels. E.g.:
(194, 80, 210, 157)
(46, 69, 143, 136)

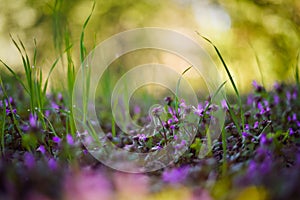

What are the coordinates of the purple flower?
(24, 152, 35, 169)
(48, 158, 57, 170)
(254, 121, 259, 129)
(133, 105, 141, 115)
(292, 89, 298, 99)
(66, 134, 74, 145)
(252, 80, 264, 92)
(247, 94, 254, 106)
(194, 104, 204, 117)
(53, 136, 61, 144)
(37, 145, 46, 154)
(289, 128, 295, 136)
(6, 108, 16, 115)
(51, 102, 60, 110)
(242, 132, 250, 138)
(162, 166, 189, 184)
(170, 125, 176, 130)
(260, 133, 272, 145)
(297, 121, 300, 128)
(273, 95, 280, 105)
(29, 113, 38, 127)
(175, 140, 187, 149)
(221, 99, 228, 110)
(57, 93, 63, 102)
(168, 107, 176, 115)
(286, 91, 292, 102)
(293, 113, 297, 121)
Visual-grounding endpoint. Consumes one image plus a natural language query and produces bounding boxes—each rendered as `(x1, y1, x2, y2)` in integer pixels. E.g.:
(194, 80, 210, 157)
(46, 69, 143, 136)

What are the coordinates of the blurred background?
(0, 0, 300, 94)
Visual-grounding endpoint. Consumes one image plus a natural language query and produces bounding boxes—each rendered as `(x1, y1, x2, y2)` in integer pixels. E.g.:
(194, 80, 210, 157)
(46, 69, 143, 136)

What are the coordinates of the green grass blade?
(80, 1, 95, 63)
(175, 66, 192, 113)
(43, 57, 60, 95)
(0, 59, 29, 94)
(249, 43, 265, 87)
(196, 32, 240, 98)
(295, 51, 300, 86)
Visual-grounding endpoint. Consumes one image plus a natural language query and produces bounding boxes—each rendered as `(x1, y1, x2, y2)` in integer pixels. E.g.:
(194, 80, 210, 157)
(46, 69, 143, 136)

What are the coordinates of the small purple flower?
(293, 113, 297, 121)
(289, 128, 295, 136)
(167, 118, 173, 125)
(162, 166, 189, 184)
(292, 88, 298, 100)
(252, 80, 264, 92)
(29, 113, 38, 127)
(194, 104, 204, 117)
(24, 152, 35, 169)
(242, 132, 250, 138)
(137, 134, 147, 141)
(173, 115, 179, 123)
(273, 95, 280, 105)
(175, 140, 187, 149)
(51, 102, 60, 110)
(133, 105, 141, 115)
(6, 108, 16, 115)
(244, 124, 250, 130)
(168, 107, 176, 115)
(151, 145, 162, 151)
(44, 110, 51, 118)
(164, 97, 173, 105)
(37, 145, 46, 154)
(170, 125, 176, 130)
(221, 99, 228, 110)
(260, 133, 272, 145)
(254, 121, 259, 129)
(286, 91, 292, 102)
(57, 93, 63, 102)
(297, 121, 300, 128)
(48, 158, 57, 170)
(247, 94, 254, 106)
(66, 134, 74, 145)
(53, 136, 61, 144)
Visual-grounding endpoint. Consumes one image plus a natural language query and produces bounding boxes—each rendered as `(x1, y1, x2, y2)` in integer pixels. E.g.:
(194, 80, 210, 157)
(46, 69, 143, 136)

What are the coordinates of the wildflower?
(273, 82, 282, 93)
(29, 113, 38, 127)
(37, 145, 46, 154)
(254, 121, 259, 129)
(242, 132, 251, 138)
(289, 128, 295, 136)
(162, 166, 189, 184)
(247, 94, 254, 106)
(53, 136, 61, 144)
(24, 152, 35, 169)
(151, 145, 162, 151)
(151, 106, 163, 117)
(66, 134, 74, 146)
(175, 140, 187, 149)
(48, 158, 57, 170)
(273, 95, 280, 105)
(221, 99, 228, 110)
(194, 104, 204, 117)
(252, 81, 264, 92)
(57, 93, 63, 102)
(286, 91, 292, 102)
(260, 133, 272, 145)
(164, 96, 173, 105)
(168, 106, 176, 115)
(6, 108, 16, 115)
(51, 102, 60, 110)
(133, 105, 141, 115)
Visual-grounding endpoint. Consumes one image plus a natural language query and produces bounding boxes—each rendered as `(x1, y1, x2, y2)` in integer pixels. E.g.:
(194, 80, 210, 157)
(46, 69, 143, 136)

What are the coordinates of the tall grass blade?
(295, 51, 300, 86)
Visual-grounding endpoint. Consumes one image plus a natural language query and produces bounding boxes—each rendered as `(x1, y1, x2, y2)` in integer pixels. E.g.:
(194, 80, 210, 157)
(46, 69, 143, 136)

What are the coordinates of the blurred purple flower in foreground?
(163, 166, 189, 185)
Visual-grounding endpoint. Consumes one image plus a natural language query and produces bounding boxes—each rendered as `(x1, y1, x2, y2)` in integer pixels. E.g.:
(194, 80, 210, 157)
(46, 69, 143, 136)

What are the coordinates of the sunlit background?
(1, 0, 300, 94)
